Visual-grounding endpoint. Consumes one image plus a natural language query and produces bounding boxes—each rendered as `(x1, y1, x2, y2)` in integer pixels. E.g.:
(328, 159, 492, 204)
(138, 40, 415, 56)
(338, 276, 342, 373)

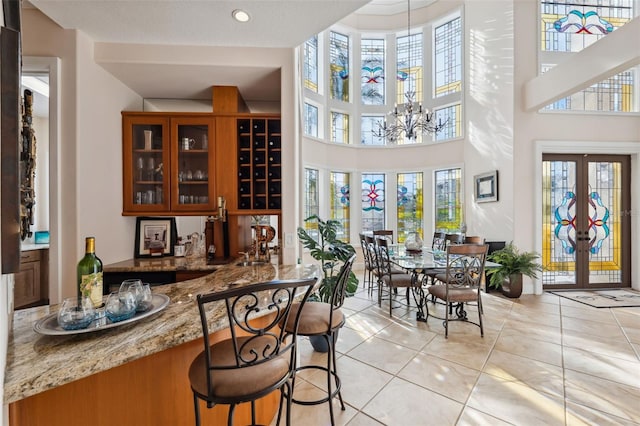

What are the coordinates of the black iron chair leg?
(193, 394, 201, 426)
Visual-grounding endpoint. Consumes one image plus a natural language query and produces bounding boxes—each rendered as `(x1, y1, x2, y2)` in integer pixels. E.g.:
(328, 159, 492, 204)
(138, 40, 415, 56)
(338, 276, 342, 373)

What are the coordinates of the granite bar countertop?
(4, 261, 320, 404)
(103, 255, 227, 273)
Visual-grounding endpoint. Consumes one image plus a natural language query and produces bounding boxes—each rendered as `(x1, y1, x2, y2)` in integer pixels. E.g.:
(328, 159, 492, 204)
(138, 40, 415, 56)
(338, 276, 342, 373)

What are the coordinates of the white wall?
(22, 9, 144, 300)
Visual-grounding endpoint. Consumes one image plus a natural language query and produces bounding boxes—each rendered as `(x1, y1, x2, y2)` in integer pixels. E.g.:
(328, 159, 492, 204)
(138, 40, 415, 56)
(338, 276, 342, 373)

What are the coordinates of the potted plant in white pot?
(486, 242, 542, 298)
(297, 215, 359, 351)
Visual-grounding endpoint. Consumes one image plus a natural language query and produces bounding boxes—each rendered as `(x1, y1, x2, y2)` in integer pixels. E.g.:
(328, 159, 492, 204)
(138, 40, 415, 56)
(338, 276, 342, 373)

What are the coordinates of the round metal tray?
(33, 293, 170, 336)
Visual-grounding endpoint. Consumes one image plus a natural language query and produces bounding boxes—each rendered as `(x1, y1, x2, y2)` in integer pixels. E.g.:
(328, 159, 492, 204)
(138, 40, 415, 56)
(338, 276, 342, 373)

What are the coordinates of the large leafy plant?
(297, 215, 359, 302)
(486, 242, 542, 288)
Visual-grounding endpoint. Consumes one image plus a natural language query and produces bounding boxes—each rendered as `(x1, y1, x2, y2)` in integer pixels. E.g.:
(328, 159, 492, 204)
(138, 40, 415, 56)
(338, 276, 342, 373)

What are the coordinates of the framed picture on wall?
(474, 170, 499, 203)
(134, 217, 177, 258)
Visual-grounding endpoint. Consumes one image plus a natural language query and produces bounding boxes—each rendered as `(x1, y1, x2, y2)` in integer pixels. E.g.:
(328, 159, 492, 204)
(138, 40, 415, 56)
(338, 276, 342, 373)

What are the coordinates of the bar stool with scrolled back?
(283, 254, 357, 426)
(189, 278, 317, 426)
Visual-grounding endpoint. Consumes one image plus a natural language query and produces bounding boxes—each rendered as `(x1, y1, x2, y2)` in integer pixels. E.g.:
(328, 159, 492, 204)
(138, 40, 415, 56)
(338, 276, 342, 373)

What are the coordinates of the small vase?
(404, 232, 423, 251)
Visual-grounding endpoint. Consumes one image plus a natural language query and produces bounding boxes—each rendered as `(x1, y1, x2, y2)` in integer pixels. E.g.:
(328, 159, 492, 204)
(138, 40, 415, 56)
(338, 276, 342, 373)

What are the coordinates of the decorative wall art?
(474, 170, 499, 203)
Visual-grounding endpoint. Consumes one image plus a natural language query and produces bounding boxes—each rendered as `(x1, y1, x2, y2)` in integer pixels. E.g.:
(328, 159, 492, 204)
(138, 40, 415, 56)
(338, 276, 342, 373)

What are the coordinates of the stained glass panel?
(434, 17, 462, 98)
(542, 160, 578, 285)
(396, 33, 423, 104)
(361, 173, 385, 232)
(434, 104, 461, 141)
(397, 173, 423, 243)
(304, 168, 319, 242)
(434, 168, 462, 232)
(331, 111, 349, 144)
(304, 103, 318, 137)
(542, 65, 635, 112)
(304, 35, 318, 92)
(540, 0, 632, 53)
(361, 39, 385, 105)
(587, 161, 622, 284)
(361, 116, 385, 145)
(330, 172, 350, 242)
(330, 31, 350, 102)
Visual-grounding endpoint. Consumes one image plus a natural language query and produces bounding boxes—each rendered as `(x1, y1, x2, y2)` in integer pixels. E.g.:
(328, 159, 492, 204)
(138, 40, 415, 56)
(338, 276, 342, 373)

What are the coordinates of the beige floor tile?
(421, 332, 496, 371)
(346, 336, 417, 375)
(506, 306, 561, 327)
(563, 346, 640, 389)
(623, 326, 640, 345)
(345, 413, 385, 426)
(559, 304, 617, 323)
(562, 328, 638, 363)
(483, 349, 564, 398)
(613, 309, 640, 329)
(303, 355, 392, 410)
(362, 377, 463, 426)
(564, 369, 640, 423)
(466, 373, 566, 425)
(561, 316, 626, 339)
(397, 352, 481, 403)
(336, 325, 372, 354)
(374, 321, 437, 351)
(494, 332, 563, 366)
(512, 295, 561, 313)
(456, 406, 514, 426)
(343, 295, 376, 312)
(565, 401, 640, 426)
(500, 320, 562, 345)
(559, 296, 599, 310)
(285, 379, 358, 426)
(344, 311, 394, 336)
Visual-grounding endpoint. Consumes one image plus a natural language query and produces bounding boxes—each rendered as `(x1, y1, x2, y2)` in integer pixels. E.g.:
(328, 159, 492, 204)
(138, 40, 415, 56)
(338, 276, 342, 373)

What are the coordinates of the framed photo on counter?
(134, 217, 177, 258)
(474, 170, 499, 203)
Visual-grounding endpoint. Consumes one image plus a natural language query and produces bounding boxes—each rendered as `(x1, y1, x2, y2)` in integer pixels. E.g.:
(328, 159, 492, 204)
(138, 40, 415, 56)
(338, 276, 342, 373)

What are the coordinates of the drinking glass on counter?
(57, 296, 95, 330)
(119, 279, 153, 312)
(105, 290, 137, 322)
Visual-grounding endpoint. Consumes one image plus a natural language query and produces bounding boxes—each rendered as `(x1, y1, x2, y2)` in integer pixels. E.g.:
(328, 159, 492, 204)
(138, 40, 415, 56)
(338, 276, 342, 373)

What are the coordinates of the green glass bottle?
(77, 237, 103, 308)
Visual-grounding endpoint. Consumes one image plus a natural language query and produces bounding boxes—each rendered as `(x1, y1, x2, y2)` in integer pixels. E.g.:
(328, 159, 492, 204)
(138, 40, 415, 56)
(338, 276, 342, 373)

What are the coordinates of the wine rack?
(237, 118, 281, 211)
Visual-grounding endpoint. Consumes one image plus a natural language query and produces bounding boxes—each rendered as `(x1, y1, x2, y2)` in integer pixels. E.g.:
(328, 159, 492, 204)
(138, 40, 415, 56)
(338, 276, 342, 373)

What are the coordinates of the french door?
(542, 154, 630, 289)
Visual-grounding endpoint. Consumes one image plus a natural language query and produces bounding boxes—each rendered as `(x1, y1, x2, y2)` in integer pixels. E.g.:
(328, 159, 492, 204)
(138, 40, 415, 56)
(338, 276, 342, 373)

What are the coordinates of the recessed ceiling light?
(232, 9, 250, 23)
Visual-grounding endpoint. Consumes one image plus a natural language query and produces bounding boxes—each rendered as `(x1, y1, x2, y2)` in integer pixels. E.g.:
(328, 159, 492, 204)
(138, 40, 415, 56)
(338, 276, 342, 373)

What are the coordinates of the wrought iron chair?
(189, 278, 316, 426)
(282, 254, 356, 426)
(445, 233, 464, 246)
(373, 229, 394, 245)
(359, 233, 374, 291)
(373, 239, 417, 317)
(427, 244, 488, 338)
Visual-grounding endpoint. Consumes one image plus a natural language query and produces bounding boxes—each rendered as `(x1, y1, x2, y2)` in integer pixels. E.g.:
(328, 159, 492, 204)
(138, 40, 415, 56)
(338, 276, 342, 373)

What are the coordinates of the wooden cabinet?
(14, 249, 48, 310)
(237, 118, 282, 212)
(122, 113, 216, 215)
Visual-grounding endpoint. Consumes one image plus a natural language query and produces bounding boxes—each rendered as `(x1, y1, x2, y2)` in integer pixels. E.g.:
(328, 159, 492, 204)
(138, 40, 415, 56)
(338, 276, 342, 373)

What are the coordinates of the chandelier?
(375, 0, 447, 143)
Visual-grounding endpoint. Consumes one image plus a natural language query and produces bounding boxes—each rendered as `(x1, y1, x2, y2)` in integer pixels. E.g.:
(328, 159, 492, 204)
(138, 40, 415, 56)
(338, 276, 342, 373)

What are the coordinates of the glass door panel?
(123, 116, 170, 213)
(171, 118, 215, 211)
(542, 154, 630, 289)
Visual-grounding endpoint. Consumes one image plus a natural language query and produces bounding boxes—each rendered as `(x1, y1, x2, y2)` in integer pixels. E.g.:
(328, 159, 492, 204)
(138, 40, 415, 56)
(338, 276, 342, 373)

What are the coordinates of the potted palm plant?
(486, 242, 542, 298)
(297, 215, 359, 351)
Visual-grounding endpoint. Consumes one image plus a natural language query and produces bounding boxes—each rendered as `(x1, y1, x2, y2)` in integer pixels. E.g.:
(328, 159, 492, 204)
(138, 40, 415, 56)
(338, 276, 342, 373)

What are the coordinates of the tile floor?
(278, 266, 640, 425)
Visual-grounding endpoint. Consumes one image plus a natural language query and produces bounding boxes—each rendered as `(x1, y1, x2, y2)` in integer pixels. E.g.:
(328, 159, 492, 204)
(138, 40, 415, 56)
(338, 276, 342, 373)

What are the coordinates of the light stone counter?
(103, 255, 224, 273)
(4, 261, 320, 404)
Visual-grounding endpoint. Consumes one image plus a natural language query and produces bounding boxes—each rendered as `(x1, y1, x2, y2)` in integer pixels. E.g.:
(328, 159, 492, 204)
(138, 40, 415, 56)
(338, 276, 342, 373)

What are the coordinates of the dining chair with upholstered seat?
(189, 277, 317, 426)
(424, 232, 447, 286)
(373, 229, 394, 245)
(464, 235, 485, 244)
(359, 233, 374, 291)
(373, 239, 417, 318)
(283, 254, 356, 426)
(445, 233, 464, 246)
(427, 244, 488, 338)
(363, 234, 378, 295)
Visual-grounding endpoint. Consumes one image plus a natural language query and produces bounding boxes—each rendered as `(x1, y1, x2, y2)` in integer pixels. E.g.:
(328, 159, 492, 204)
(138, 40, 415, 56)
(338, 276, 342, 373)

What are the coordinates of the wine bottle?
(77, 237, 104, 308)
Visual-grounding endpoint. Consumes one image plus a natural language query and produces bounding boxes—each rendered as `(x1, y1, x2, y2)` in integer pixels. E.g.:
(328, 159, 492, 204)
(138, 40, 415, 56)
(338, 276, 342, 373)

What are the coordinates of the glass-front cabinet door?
(170, 117, 216, 212)
(123, 115, 170, 213)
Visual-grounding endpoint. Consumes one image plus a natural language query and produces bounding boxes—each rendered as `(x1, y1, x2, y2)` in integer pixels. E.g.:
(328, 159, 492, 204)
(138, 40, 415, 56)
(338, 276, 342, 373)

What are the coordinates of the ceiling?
(26, 0, 434, 107)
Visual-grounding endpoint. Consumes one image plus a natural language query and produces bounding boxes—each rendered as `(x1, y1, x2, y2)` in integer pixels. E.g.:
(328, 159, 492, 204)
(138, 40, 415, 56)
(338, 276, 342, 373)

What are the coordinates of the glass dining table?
(389, 246, 499, 322)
